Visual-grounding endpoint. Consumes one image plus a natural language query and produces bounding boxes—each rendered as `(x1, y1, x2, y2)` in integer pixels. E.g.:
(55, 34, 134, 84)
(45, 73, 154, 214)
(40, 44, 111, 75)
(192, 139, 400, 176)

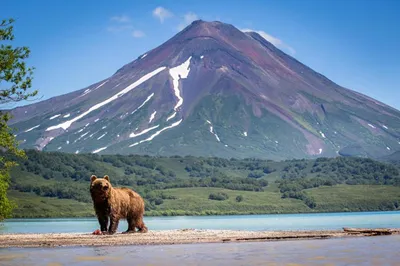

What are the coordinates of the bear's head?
(90, 175, 112, 201)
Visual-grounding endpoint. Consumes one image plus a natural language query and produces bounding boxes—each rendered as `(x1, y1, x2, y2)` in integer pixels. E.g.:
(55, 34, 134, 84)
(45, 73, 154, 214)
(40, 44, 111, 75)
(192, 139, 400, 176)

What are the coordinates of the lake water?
(1, 211, 400, 234)
(1, 211, 400, 265)
(1, 235, 399, 265)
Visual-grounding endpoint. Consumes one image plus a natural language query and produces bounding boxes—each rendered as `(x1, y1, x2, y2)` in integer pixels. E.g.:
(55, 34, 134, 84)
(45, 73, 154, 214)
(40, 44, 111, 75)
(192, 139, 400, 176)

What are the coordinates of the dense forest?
(6, 150, 400, 217)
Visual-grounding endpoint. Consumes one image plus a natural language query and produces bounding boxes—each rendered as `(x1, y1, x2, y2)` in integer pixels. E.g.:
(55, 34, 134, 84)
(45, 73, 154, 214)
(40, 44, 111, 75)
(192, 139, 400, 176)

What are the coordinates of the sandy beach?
(1, 228, 398, 248)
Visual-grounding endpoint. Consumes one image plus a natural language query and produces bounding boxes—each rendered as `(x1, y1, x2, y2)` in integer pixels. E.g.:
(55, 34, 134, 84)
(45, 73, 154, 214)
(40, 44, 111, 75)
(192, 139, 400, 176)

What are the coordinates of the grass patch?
(8, 190, 94, 218)
(308, 185, 400, 212)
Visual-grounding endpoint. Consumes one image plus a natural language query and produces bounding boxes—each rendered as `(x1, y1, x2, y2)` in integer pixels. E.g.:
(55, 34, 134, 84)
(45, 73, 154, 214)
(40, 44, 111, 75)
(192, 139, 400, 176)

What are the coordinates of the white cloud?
(110, 15, 131, 23)
(177, 12, 199, 31)
(241, 28, 296, 55)
(132, 30, 145, 38)
(152, 6, 173, 23)
(106, 16, 144, 38)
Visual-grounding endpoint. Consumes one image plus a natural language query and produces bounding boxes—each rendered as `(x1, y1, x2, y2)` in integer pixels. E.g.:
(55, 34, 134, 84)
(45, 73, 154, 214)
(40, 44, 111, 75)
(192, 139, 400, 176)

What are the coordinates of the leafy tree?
(0, 18, 38, 221)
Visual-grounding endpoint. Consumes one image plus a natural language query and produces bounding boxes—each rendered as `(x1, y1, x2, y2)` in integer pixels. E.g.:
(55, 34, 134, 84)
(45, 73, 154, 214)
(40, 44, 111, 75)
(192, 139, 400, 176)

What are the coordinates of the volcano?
(6, 20, 400, 160)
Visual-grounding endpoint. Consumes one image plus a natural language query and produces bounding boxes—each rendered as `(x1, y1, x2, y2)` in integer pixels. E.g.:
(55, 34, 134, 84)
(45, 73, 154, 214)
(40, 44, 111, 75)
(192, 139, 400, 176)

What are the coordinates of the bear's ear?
(104, 175, 110, 182)
(90, 175, 97, 183)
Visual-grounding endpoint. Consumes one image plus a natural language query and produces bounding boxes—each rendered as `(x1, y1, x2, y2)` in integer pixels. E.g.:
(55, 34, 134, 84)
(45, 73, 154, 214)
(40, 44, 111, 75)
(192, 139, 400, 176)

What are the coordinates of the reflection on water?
(1, 211, 400, 234)
(0, 235, 399, 265)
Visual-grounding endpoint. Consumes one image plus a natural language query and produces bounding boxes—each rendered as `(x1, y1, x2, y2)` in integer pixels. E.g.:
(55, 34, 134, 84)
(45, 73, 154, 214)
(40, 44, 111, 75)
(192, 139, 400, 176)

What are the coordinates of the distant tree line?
(275, 157, 400, 208)
(7, 150, 400, 211)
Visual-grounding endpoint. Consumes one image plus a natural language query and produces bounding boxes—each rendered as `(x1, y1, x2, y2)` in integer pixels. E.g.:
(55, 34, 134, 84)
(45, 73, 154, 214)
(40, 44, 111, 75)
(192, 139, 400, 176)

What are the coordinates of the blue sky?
(2, 0, 399, 109)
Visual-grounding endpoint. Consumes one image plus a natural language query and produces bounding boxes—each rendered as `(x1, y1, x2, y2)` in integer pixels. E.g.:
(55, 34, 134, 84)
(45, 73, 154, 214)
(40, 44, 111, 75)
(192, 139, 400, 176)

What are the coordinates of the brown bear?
(90, 174, 148, 235)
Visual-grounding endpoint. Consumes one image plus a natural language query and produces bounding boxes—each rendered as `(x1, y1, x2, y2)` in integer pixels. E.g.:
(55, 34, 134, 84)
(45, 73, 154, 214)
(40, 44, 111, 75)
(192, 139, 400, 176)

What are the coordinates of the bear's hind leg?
(135, 216, 148, 233)
(122, 215, 137, 234)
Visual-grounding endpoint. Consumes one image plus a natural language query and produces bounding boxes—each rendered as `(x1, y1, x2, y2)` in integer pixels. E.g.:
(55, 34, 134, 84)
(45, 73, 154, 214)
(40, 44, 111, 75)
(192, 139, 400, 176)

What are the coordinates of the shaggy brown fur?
(90, 175, 148, 235)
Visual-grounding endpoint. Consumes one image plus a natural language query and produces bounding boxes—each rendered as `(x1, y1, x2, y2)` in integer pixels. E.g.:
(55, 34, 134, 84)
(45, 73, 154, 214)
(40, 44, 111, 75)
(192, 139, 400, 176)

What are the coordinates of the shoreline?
(6, 209, 400, 220)
(1, 228, 398, 248)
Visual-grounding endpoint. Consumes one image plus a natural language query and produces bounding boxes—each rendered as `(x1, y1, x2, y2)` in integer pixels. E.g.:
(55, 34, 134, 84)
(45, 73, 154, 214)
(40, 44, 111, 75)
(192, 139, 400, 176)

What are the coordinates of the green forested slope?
(6, 150, 400, 218)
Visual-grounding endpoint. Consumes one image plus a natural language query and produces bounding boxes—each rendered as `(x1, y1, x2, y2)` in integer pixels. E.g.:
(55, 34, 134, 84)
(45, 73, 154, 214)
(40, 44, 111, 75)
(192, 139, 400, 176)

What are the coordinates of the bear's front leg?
(108, 213, 120, 235)
(98, 215, 109, 233)
(95, 209, 109, 233)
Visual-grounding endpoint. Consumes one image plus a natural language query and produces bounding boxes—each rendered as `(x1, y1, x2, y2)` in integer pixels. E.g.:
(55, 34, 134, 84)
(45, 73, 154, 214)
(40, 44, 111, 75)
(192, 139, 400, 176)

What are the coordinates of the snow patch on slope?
(24, 125, 40, 132)
(40, 136, 55, 150)
(129, 119, 183, 147)
(319, 131, 326, 138)
(63, 114, 70, 118)
(75, 132, 89, 143)
(130, 125, 160, 138)
(206, 120, 221, 142)
(382, 125, 388, 129)
(93, 146, 108, 153)
(169, 57, 192, 111)
(149, 110, 157, 123)
(49, 114, 61, 120)
(368, 124, 376, 129)
(132, 93, 155, 114)
(166, 112, 176, 121)
(97, 133, 107, 140)
(46, 67, 166, 131)
(80, 80, 108, 97)
(243, 131, 247, 137)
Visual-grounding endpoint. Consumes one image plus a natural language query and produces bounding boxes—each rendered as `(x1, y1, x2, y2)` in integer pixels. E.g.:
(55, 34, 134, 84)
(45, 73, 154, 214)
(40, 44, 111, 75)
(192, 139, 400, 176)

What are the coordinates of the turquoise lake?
(1, 211, 399, 234)
(1, 211, 400, 265)
(1, 235, 399, 265)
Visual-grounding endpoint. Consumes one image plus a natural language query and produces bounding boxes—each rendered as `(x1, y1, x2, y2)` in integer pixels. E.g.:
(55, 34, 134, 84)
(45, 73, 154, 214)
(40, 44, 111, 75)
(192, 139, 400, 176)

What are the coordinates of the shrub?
(154, 198, 164, 205)
(236, 195, 243, 202)
(209, 192, 229, 201)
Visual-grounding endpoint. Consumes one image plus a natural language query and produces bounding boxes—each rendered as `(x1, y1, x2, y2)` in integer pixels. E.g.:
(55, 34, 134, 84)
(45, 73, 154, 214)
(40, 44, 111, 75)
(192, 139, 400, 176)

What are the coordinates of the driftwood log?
(343, 227, 394, 235)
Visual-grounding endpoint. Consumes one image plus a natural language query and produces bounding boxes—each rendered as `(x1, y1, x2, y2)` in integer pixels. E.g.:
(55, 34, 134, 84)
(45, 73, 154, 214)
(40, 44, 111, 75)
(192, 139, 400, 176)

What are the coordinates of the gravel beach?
(1, 228, 398, 248)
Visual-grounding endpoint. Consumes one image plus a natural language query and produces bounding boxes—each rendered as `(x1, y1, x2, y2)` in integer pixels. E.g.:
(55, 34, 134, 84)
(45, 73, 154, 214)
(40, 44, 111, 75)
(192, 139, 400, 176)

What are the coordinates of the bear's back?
(111, 187, 144, 217)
